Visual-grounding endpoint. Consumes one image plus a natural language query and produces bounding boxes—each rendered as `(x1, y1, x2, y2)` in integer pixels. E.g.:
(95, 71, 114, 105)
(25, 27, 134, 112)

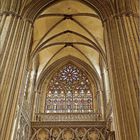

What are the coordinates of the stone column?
(24, 68, 32, 100)
(104, 12, 139, 140)
(24, 55, 39, 120)
(0, 11, 33, 140)
(99, 57, 108, 119)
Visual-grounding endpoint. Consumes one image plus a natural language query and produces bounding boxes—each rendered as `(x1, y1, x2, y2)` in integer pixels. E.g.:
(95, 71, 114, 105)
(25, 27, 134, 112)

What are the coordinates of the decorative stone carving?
(35, 112, 102, 122)
(62, 129, 74, 140)
(77, 128, 86, 138)
(51, 128, 60, 138)
(15, 114, 30, 140)
(30, 126, 112, 140)
(88, 130, 99, 140)
(37, 129, 49, 140)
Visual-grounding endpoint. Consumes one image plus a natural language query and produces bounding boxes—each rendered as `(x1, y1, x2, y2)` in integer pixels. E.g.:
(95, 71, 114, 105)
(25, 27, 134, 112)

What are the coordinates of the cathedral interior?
(0, 0, 139, 140)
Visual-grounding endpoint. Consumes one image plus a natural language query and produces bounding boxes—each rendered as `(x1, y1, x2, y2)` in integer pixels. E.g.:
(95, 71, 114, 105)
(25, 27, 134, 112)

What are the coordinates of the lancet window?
(45, 64, 93, 113)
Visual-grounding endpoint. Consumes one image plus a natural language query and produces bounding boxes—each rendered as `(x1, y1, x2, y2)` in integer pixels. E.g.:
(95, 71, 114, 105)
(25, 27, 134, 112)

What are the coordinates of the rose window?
(60, 65, 79, 83)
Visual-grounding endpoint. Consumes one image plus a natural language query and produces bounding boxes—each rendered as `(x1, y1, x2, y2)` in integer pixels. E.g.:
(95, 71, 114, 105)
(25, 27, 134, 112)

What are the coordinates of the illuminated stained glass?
(45, 64, 93, 113)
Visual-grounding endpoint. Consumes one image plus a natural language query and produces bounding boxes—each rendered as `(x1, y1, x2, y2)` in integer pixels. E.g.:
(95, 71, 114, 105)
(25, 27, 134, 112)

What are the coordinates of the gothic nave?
(0, 0, 139, 140)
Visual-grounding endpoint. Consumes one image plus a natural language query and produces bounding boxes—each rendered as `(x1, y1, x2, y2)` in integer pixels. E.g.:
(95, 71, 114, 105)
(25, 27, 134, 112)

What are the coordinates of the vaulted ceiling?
(30, 0, 107, 80)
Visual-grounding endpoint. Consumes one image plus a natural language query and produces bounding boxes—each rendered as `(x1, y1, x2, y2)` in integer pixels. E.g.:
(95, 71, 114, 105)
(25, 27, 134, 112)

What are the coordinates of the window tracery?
(45, 64, 93, 113)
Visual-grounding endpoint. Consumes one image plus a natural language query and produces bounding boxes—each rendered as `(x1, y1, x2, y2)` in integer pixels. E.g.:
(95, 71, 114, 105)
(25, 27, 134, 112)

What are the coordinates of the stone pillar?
(98, 90, 104, 120)
(0, 11, 33, 140)
(104, 12, 139, 140)
(24, 55, 39, 120)
(99, 57, 108, 119)
(29, 55, 39, 103)
(24, 68, 32, 100)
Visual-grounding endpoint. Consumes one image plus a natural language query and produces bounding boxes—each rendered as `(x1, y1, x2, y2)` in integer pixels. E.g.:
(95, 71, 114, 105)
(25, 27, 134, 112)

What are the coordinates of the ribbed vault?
(23, 0, 114, 21)
(30, 0, 107, 81)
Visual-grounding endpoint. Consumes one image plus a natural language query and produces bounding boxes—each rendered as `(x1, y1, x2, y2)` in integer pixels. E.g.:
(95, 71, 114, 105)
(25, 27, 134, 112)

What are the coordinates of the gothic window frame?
(45, 63, 95, 113)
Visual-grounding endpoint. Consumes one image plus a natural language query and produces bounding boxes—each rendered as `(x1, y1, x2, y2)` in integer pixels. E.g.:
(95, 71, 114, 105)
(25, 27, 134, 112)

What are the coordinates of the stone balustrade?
(34, 112, 103, 122)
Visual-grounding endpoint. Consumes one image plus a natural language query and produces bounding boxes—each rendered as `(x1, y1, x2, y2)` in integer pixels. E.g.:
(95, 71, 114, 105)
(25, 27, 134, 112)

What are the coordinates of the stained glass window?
(45, 64, 93, 113)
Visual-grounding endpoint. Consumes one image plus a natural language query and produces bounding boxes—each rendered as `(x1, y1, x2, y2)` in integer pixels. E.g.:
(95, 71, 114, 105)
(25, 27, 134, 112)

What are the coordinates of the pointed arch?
(23, 0, 114, 22)
(36, 55, 102, 91)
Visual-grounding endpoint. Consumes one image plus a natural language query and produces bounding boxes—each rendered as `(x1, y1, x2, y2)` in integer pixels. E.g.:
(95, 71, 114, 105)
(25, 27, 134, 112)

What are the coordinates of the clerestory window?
(45, 64, 94, 113)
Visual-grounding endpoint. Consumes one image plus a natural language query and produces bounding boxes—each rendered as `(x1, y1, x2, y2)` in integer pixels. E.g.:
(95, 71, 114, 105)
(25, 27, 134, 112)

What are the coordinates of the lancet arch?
(23, 0, 114, 21)
(34, 56, 104, 117)
(36, 56, 101, 91)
